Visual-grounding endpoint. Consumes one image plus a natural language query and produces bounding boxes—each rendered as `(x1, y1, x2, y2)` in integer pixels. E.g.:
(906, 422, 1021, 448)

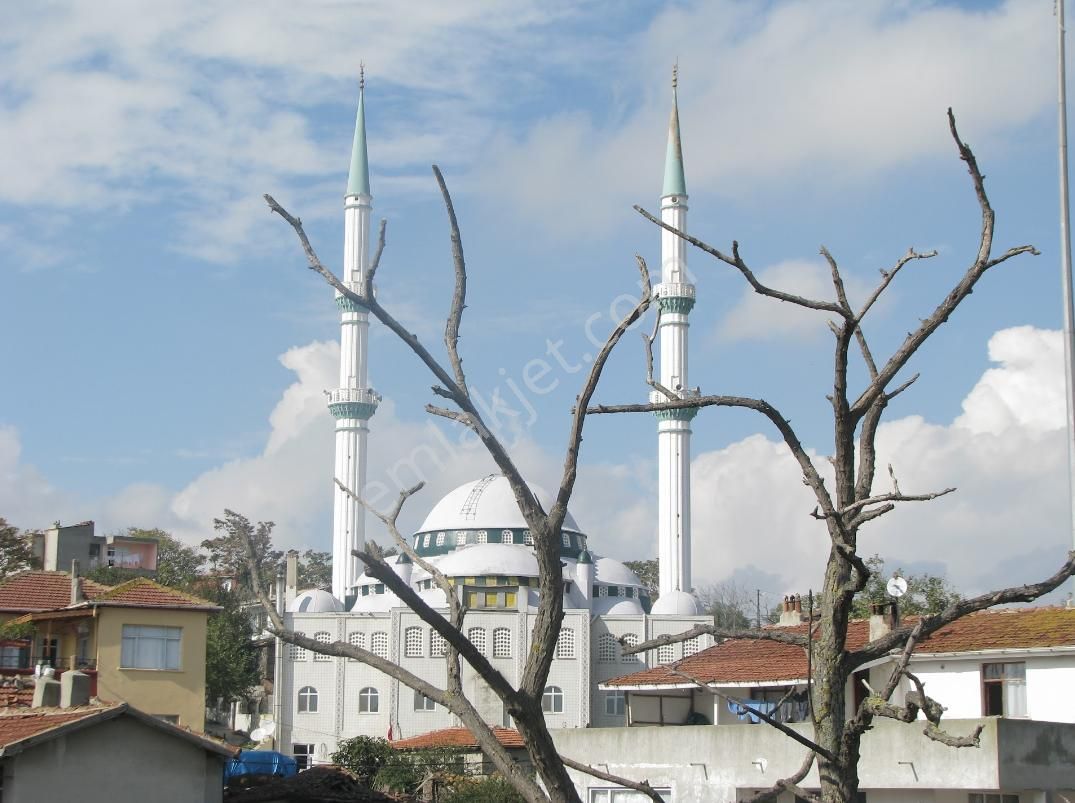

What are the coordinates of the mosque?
(274, 72, 711, 762)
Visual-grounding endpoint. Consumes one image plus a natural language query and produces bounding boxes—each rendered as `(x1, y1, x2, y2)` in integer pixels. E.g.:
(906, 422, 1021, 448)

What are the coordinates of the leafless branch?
(425, 404, 479, 432)
(642, 314, 676, 401)
(433, 165, 469, 393)
(855, 248, 937, 324)
(635, 206, 847, 317)
(365, 219, 388, 294)
(559, 757, 664, 803)
(623, 622, 807, 655)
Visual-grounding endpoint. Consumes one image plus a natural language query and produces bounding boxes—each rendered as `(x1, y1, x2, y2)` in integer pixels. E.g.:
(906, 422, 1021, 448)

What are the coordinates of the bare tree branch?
(559, 756, 665, 803)
(424, 404, 479, 432)
(365, 219, 388, 295)
(433, 165, 469, 393)
(623, 622, 808, 655)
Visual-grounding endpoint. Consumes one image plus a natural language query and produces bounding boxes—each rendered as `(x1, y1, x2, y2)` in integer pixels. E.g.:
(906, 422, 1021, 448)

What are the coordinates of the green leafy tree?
(298, 550, 332, 590)
(444, 776, 526, 803)
(0, 518, 36, 578)
(623, 559, 658, 599)
(331, 736, 395, 787)
(204, 510, 281, 596)
(850, 555, 961, 619)
(375, 746, 465, 794)
(204, 588, 261, 709)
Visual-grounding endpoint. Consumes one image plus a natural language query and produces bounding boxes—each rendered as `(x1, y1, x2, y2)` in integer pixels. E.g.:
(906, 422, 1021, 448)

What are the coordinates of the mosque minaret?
(650, 68, 700, 616)
(327, 70, 381, 603)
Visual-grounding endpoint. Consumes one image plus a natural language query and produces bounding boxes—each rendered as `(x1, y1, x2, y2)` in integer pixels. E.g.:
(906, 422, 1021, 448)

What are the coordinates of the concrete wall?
(2, 714, 225, 803)
(95, 607, 209, 730)
(552, 718, 1075, 802)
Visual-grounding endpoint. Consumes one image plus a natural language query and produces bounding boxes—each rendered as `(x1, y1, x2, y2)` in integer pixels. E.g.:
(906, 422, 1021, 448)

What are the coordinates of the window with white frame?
(371, 632, 388, 658)
(968, 795, 1019, 803)
(313, 631, 332, 661)
(297, 686, 318, 713)
(455, 531, 467, 545)
(589, 789, 671, 803)
(423, 534, 431, 547)
(604, 690, 626, 716)
(523, 530, 533, 545)
(683, 636, 701, 657)
(620, 634, 640, 663)
(289, 632, 307, 661)
(597, 633, 618, 663)
(983, 662, 1027, 717)
(436, 532, 446, 546)
(501, 529, 512, 543)
(556, 628, 575, 659)
(404, 626, 424, 657)
(468, 627, 486, 654)
(477, 530, 488, 544)
(120, 625, 181, 670)
(431, 630, 448, 657)
(414, 690, 436, 711)
(493, 627, 512, 658)
(561, 532, 569, 546)
(293, 743, 315, 771)
(348, 632, 366, 660)
(542, 685, 564, 714)
(359, 686, 379, 713)
(657, 643, 676, 664)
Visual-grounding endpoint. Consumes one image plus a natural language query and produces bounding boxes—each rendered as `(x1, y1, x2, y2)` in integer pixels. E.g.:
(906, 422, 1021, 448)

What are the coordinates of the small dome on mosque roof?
(289, 589, 344, 613)
(650, 589, 701, 616)
(416, 475, 582, 535)
(434, 543, 539, 578)
(593, 556, 645, 588)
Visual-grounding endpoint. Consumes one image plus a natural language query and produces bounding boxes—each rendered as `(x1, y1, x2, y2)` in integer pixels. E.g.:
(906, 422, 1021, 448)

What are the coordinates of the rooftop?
(390, 726, 525, 751)
(0, 571, 110, 612)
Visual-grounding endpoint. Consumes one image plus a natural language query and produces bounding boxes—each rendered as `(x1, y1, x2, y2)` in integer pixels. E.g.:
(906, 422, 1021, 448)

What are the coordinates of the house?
(557, 604, 1075, 801)
(0, 569, 220, 730)
(390, 726, 530, 776)
(0, 697, 235, 803)
(31, 520, 158, 575)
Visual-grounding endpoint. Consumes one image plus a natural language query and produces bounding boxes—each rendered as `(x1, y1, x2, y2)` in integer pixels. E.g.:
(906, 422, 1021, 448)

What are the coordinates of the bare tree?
(587, 110, 1075, 803)
(246, 166, 663, 803)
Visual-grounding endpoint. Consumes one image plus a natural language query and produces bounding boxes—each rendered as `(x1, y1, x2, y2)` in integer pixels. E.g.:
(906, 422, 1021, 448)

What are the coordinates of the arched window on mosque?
(493, 627, 512, 658)
(359, 687, 379, 713)
(542, 685, 564, 714)
(556, 628, 575, 660)
(597, 633, 618, 663)
(404, 626, 424, 657)
(297, 686, 318, 713)
(313, 632, 332, 661)
(620, 634, 640, 663)
(347, 632, 365, 661)
(468, 627, 486, 654)
(290, 633, 307, 661)
(371, 632, 388, 658)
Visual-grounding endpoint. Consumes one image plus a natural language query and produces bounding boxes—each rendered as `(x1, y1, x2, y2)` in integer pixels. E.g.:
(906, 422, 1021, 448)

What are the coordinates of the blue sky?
(1, 0, 1072, 600)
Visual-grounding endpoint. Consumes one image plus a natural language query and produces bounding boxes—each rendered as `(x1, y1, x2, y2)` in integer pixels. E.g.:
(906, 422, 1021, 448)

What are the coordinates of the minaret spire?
(330, 71, 380, 604)
(651, 65, 700, 616)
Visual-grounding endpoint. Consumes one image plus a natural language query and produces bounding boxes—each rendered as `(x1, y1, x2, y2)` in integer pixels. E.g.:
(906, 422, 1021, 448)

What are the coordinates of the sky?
(2, 0, 1073, 604)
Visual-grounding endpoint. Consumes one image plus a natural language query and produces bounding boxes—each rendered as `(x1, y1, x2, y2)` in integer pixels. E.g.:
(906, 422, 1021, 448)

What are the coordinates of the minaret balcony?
(335, 282, 369, 312)
(327, 387, 381, 420)
(654, 282, 696, 314)
(649, 387, 700, 422)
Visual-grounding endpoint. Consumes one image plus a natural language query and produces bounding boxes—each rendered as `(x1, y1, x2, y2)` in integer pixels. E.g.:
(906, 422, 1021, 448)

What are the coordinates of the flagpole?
(1056, 0, 1075, 593)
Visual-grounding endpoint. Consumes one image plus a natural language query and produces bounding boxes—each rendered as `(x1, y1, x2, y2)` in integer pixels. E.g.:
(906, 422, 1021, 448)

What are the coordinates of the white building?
(269, 73, 712, 762)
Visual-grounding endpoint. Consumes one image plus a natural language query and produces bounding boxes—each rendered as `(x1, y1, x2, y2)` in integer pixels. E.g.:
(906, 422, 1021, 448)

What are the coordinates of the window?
(297, 686, 318, 713)
(477, 530, 488, 544)
(524, 530, 533, 545)
(455, 531, 467, 545)
(436, 532, 446, 546)
(983, 662, 1027, 717)
(423, 534, 431, 548)
(589, 787, 670, 802)
(968, 795, 1019, 803)
(37, 637, 58, 667)
(348, 632, 366, 660)
(414, 690, 436, 711)
(683, 636, 701, 657)
(657, 644, 676, 664)
(493, 627, 512, 658)
(620, 634, 640, 663)
(501, 529, 513, 543)
(561, 532, 569, 546)
(605, 690, 626, 716)
(289, 632, 307, 661)
(597, 634, 618, 663)
(121, 625, 181, 670)
(431, 630, 448, 657)
(371, 632, 388, 658)
(313, 632, 332, 661)
(468, 627, 486, 654)
(597, 584, 608, 597)
(542, 685, 564, 713)
(556, 628, 575, 660)
(359, 686, 379, 713)
(404, 626, 424, 657)
(293, 743, 315, 771)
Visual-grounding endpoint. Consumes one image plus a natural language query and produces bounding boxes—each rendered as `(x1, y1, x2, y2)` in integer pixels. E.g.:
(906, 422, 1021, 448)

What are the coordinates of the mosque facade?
(275, 73, 711, 760)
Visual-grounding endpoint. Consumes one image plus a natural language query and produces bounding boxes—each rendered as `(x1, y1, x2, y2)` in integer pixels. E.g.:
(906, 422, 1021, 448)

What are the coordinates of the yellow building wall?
(94, 608, 208, 731)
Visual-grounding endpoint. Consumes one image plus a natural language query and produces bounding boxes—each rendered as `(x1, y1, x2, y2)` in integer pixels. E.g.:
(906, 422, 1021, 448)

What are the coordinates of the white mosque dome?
(592, 556, 645, 589)
(434, 544, 539, 578)
(289, 589, 344, 613)
(651, 590, 701, 616)
(417, 475, 582, 534)
(593, 597, 646, 616)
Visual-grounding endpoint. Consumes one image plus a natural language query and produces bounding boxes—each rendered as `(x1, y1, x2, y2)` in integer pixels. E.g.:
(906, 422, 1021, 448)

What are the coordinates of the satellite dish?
(250, 727, 270, 741)
(886, 575, 908, 599)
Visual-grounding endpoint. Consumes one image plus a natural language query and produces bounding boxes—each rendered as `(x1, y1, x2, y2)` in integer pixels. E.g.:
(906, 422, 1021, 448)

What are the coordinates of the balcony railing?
(654, 282, 696, 300)
(326, 388, 381, 405)
(648, 387, 702, 406)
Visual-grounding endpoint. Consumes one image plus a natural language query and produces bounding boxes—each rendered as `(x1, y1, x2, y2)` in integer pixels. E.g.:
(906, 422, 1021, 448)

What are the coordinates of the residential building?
(572, 604, 1075, 801)
(31, 521, 158, 575)
(0, 699, 235, 803)
(0, 570, 220, 730)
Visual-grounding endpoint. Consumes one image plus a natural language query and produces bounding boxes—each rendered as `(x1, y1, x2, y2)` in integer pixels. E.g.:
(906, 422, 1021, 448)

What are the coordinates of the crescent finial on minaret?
(359, 63, 365, 91)
(672, 60, 678, 90)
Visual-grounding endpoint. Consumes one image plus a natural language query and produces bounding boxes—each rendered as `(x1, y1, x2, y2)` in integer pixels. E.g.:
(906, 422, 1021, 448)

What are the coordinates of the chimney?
(778, 594, 802, 627)
(32, 676, 61, 708)
(285, 550, 299, 607)
(60, 670, 91, 708)
(869, 601, 898, 641)
(275, 564, 287, 616)
(70, 560, 83, 605)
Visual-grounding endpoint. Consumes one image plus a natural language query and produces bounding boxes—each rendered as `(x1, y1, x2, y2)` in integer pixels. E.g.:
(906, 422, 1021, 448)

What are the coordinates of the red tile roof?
(607, 607, 1075, 688)
(0, 705, 111, 749)
(89, 578, 219, 610)
(391, 726, 524, 751)
(0, 572, 110, 612)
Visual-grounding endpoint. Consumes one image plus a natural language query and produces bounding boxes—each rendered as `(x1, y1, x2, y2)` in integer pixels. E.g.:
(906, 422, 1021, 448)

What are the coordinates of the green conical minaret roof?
(662, 66, 686, 198)
(346, 73, 371, 197)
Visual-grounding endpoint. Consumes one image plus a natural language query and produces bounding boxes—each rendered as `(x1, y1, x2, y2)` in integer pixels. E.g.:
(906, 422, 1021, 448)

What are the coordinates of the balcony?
(327, 388, 381, 421)
(648, 387, 701, 406)
(654, 282, 696, 300)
